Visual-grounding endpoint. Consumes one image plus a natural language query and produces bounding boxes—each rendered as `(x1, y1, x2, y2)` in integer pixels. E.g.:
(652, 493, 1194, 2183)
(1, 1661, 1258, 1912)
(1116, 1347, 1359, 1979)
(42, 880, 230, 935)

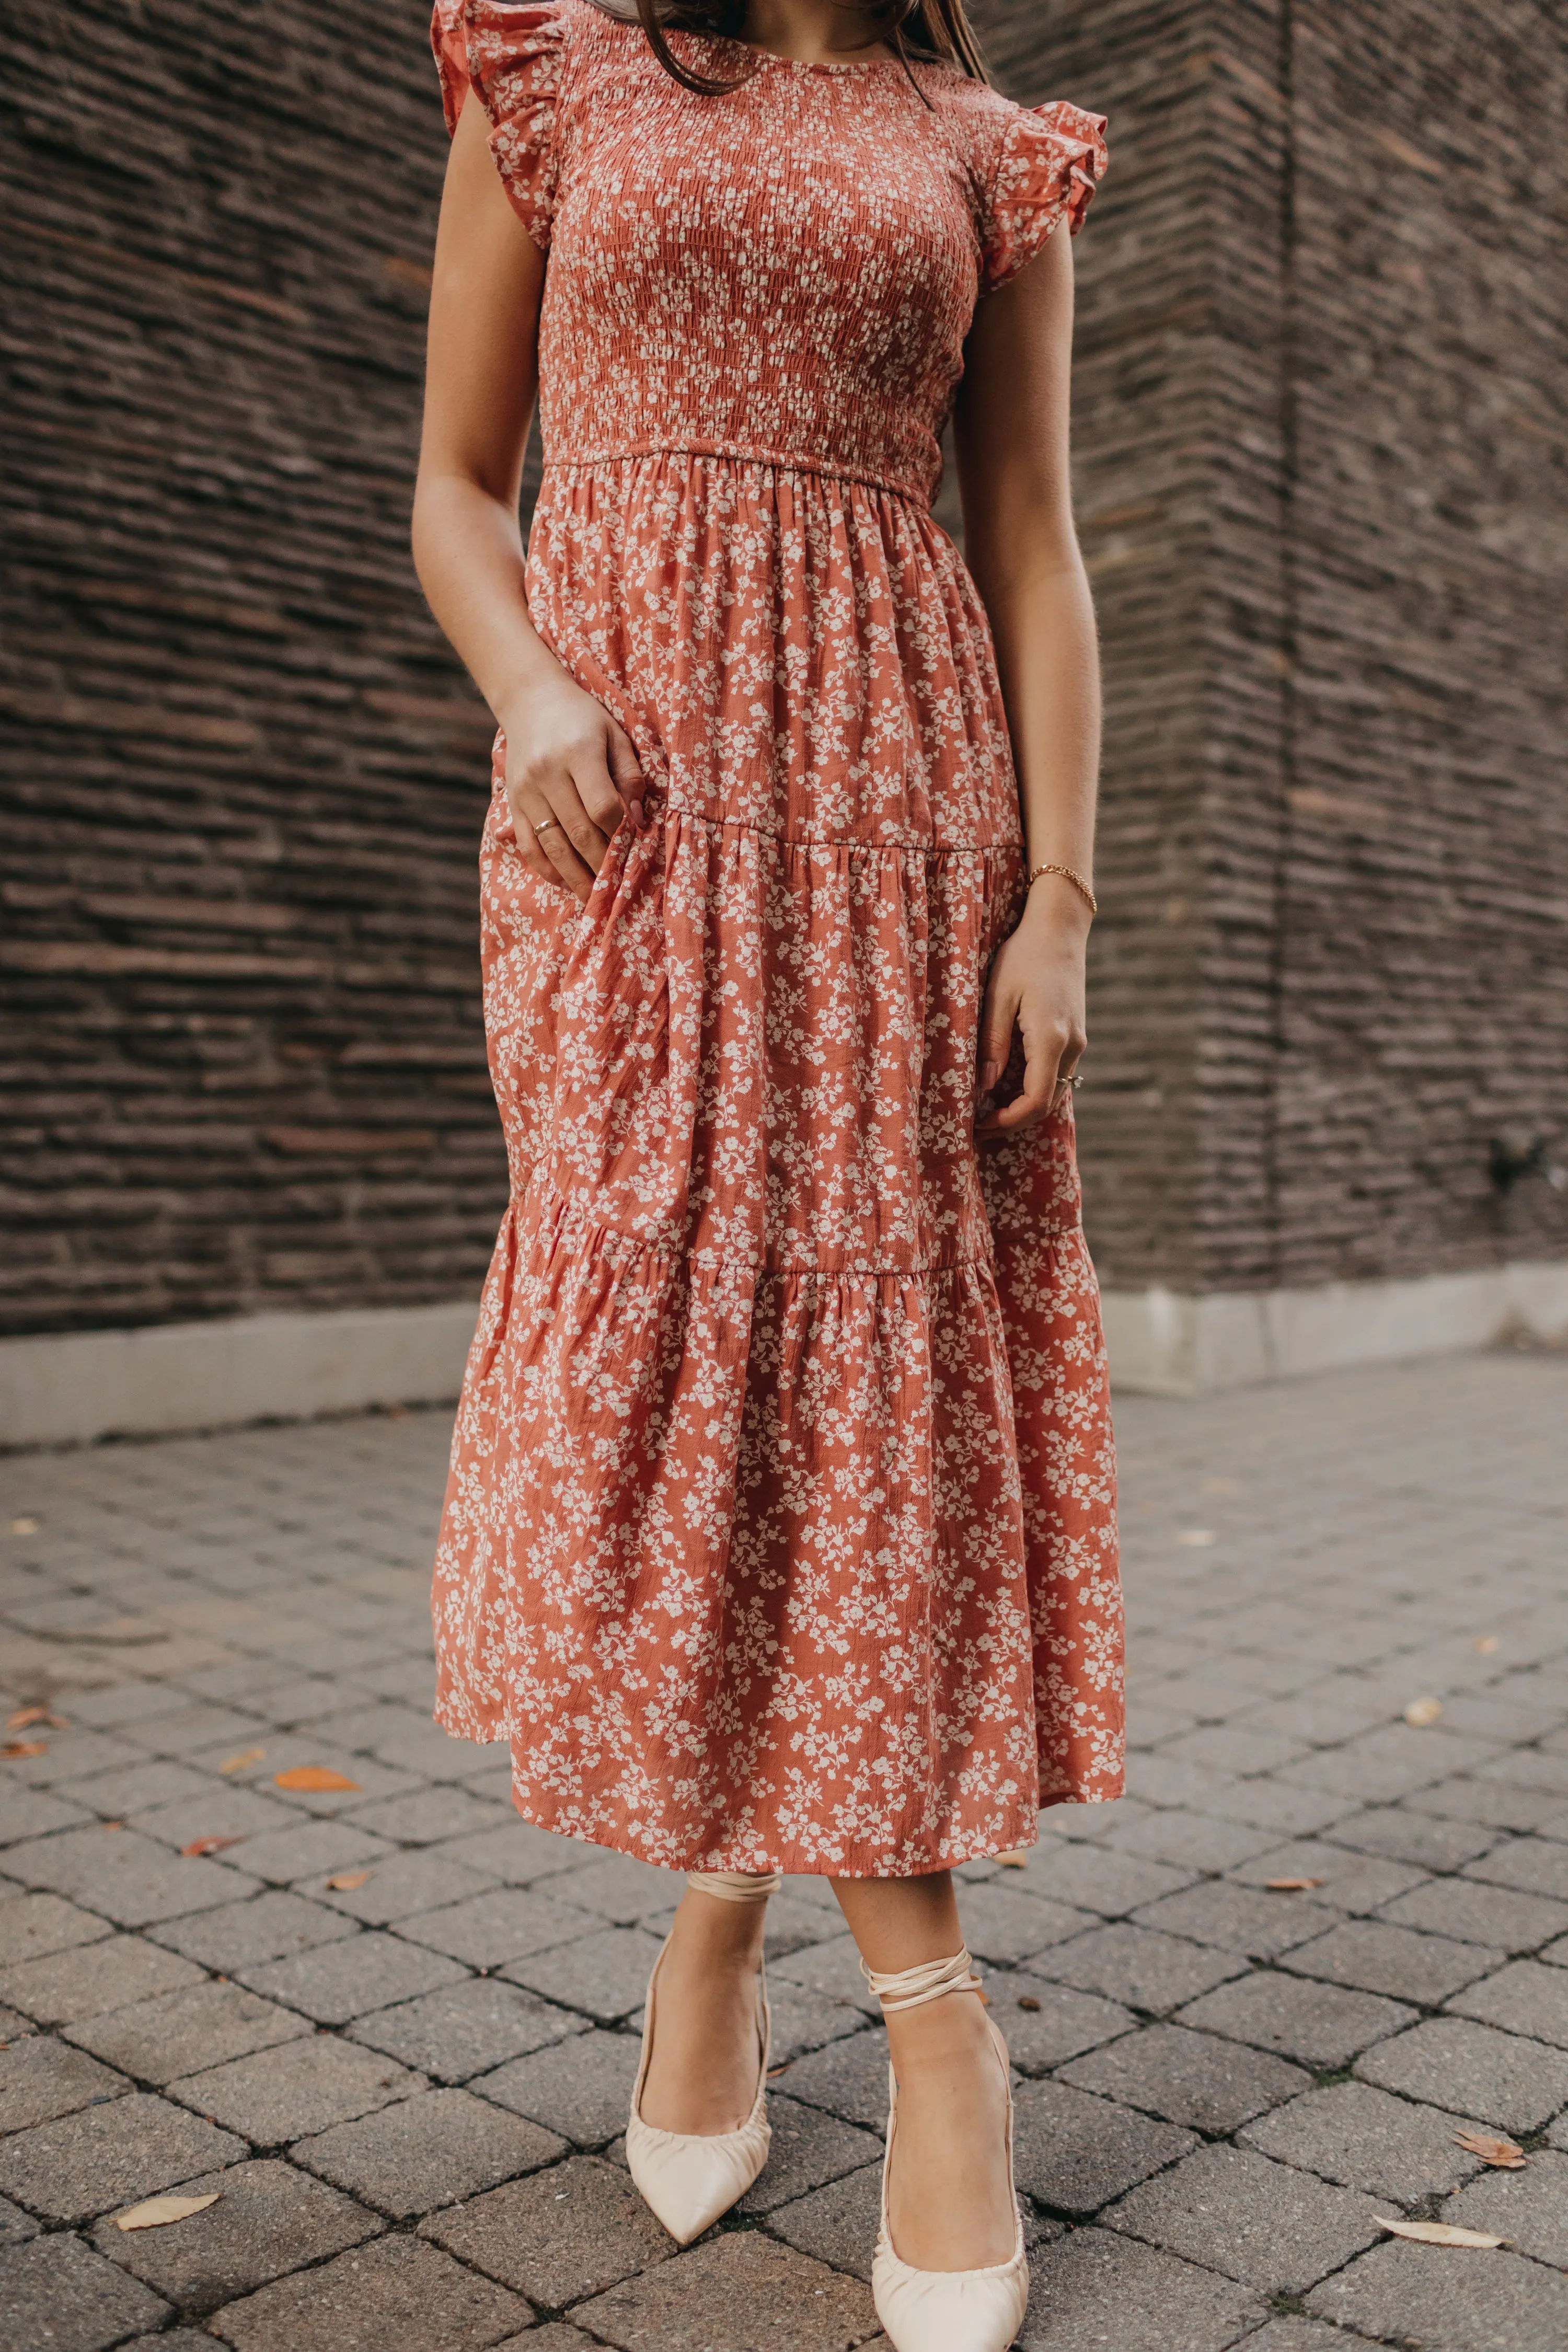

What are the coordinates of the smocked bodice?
(434, 0, 1105, 508)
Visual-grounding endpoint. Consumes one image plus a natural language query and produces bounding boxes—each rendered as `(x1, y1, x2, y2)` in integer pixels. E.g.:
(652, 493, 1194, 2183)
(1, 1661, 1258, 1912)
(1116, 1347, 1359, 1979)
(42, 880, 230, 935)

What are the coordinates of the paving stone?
(1157, 1725, 1309, 1777)
(210, 2230, 533, 2351)
(572, 2229, 877, 2350)
(766, 2162, 883, 2280)
(1378, 1874, 1568, 1954)
(1231, 1840, 1429, 1913)
(0, 1893, 114, 1969)
(294, 2086, 565, 2218)
(0, 1934, 206, 2026)
(1181, 1779, 1358, 1840)
(1033, 1923, 1247, 2013)
(127, 1789, 304, 1859)
(1009, 1842, 1195, 1917)
(222, 1819, 396, 1888)
(11, 1736, 154, 1793)
(1108, 1810, 1281, 1874)
(1234, 2326, 1380, 2352)
(1, 1827, 261, 1926)
(761, 1886, 844, 1957)
(423, 2152, 676, 2302)
(953, 1880, 1096, 1961)
(348, 1975, 585, 2080)
(341, 1788, 516, 1846)
(147, 1888, 360, 1970)
(169, 2031, 425, 2142)
(0, 1786, 95, 1845)
(1058, 2022, 1309, 2134)
(1105, 2139, 1381, 2293)
(495, 2330, 595, 2352)
(1306, 2238, 1568, 2352)
(1011, 2078, 1195, 2216)
(90, 2156, 379, 2312)
(1131, 1880, 1344, 1960)
(502, 1924, 667, 2024)
(309, 1850, 499, 1927)
(737, 2093, 883, 2214)
(1282, 1723, 1489, 1804)
(1355, 2015, 1568, 2131)
(472, 2027, 639, 2145)
(237, 1930, 467, 2024)
(1445, 1955, 1568, 2046)
(0, 2190, 39, 2242)
(1439, 2146, 1568, 2267)
(1240, 2079, 1491, 2200)
(396, 1885, 601, 1966)
(123, 1703, 274, 1759)
(1325, 1806, 1501, 1871)
(1405, 1775, 1566, 1832)
(1465, 1834, 1568, 1900)
(1176, 1971, 1416, 2068)
(544, 1853, 685, 1922)
(1281, 1917, 1501, 2005)
(768, 1933, 881, 2017)
(420, 1818, 590, 1884)
(66, 1979, 309, 2084)
(0, 2230, 170, 2352)
(0, 2037, 129, 2135)
(995, 1970, 1144, 2077)
(773, 2025, 892, 2128)
(1015, 2221, 1267, 2352)
(0, 2089, 244, 2222)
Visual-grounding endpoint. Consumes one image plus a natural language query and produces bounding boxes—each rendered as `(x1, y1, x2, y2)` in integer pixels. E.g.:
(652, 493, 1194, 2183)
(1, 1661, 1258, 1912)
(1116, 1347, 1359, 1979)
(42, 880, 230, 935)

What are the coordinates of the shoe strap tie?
(687, 1869, 782, 1903)
(860, 1945, 983, 2013)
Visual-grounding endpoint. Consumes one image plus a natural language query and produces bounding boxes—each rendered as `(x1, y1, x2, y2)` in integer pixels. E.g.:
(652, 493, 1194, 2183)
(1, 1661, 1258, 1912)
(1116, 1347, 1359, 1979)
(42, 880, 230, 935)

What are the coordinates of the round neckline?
(739, 46, 901, 73)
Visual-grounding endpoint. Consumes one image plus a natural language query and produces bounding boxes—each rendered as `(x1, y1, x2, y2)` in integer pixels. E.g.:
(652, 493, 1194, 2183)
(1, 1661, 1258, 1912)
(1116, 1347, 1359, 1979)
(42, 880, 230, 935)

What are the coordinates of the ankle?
(668, 1889, 767, 1971)
(886, 1991, 998, 2080)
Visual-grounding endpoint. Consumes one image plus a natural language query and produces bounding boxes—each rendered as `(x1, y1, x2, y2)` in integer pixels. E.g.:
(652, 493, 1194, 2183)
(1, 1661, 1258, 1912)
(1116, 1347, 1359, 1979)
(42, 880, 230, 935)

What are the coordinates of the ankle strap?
(687, 1869, 782, 1903)
(860, 1946, 983, 2012)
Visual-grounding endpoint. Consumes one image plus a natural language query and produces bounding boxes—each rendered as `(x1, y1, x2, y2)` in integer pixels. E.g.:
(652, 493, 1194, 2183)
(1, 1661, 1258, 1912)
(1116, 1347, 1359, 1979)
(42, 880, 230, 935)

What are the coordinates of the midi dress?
(429, 0, 1123, 1878)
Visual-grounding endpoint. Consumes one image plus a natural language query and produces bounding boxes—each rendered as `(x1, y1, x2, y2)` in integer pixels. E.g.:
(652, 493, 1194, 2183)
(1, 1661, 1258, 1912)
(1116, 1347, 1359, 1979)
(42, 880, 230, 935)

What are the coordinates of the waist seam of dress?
(539, 441, 934, 508)
(524, 1179, 1076, 1280)
(637, 810, 1025, 857)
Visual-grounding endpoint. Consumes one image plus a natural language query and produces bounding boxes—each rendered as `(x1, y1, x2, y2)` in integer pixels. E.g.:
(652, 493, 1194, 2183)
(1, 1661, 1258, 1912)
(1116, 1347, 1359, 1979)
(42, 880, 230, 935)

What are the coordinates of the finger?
(511, 812, 566, 888)
(605, 718, 649, 829)
(980, 1024, 1063, 1138)
(976, 976, 1018, 1103)
(528, 805, 597, 904)
(564, 748, 627, 863)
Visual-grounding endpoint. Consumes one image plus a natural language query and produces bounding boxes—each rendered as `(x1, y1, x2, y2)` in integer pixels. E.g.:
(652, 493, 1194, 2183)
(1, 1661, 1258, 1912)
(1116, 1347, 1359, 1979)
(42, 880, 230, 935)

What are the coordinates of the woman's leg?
(638, 1877, 770, 2134)
(833, 1872, 1016, 2270)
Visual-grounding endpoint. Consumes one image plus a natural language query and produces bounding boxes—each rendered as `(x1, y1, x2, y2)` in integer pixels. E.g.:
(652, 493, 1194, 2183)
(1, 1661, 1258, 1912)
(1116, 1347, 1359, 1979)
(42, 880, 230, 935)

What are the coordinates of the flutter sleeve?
(981, 100, 1109, 294)
(430, 0, 566, 251)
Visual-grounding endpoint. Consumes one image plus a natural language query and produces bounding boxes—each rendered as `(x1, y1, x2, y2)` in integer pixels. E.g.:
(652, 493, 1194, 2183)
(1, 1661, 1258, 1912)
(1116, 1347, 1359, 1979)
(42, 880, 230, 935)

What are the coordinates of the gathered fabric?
(428, 0, 1123, 1877)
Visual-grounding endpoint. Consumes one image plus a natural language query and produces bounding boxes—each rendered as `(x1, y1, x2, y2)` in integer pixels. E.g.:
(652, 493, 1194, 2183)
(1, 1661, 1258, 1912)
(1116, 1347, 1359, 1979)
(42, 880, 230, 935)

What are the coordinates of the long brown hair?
(593, 3, 989, 99)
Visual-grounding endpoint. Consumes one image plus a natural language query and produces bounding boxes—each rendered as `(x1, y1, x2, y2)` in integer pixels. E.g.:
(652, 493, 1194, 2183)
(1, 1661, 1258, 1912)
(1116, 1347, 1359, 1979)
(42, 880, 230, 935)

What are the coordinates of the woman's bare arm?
(956, 223, 1101, 1134)
(412, 99, 645, 902)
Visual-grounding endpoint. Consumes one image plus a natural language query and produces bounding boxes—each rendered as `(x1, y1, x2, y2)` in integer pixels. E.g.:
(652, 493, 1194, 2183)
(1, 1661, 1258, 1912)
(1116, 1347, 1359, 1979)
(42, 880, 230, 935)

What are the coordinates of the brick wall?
(2, 0, 1563, 1342)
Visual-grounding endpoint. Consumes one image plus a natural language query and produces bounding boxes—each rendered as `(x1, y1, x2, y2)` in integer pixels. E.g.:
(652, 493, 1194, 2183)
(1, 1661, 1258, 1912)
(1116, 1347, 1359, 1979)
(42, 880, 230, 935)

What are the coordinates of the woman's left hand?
(975, 883, 1090, 1138)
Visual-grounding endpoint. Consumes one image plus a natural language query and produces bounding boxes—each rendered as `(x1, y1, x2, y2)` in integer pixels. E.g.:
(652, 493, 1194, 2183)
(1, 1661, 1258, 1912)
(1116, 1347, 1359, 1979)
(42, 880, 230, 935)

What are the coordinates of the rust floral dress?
(429, 0, 1123, 1876)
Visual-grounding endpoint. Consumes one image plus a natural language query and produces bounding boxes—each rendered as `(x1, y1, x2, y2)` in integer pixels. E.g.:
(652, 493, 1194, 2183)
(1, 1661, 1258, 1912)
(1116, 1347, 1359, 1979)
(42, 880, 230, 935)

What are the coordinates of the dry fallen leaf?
(9, 1516, 40, 1536)
(1474, 1635, 1499, 1654)
(182, 1836, 246, 1858)
(1017, 1994, 1042, 2012)
(1, 1740, 47, 1761)
(219, 1747, 266, 1775)
(325, 1870, 373, 1892)
(115, 2193, 221, 2233)
(1404, 1697, 1443, 1727)
(1454, 2130, 1527, 2169)
(274, 1766, 361, 1793)
(7, 1705, 65, 1732)
(1175, 1529, 1216, 1548)
(1266, 1877, 1323, 1892)
(996, 1851, 1029, 1869)
(1374, 2216, 1505, 2249)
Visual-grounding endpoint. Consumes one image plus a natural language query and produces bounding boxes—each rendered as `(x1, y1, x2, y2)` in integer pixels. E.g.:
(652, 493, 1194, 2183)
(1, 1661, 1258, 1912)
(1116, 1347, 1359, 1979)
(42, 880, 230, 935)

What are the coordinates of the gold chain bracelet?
(1025, 859, 1098, 917)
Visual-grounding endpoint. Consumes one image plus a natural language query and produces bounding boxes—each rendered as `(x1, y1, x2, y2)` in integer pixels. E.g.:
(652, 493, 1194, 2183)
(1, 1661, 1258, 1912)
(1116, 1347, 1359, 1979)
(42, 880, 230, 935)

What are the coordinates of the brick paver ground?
(2, 1344, 1564, 2350)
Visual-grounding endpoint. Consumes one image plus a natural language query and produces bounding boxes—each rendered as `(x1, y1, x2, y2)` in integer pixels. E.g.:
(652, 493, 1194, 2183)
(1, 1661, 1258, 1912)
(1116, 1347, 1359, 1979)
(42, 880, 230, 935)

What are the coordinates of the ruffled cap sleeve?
(982, 100, 1108, 294)
(430, 0, 566, 251)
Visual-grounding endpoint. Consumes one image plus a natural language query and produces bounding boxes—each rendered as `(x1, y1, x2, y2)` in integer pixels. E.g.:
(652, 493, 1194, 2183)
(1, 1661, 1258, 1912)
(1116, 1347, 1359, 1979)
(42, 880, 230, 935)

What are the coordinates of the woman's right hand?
(500, 666, 648, 904)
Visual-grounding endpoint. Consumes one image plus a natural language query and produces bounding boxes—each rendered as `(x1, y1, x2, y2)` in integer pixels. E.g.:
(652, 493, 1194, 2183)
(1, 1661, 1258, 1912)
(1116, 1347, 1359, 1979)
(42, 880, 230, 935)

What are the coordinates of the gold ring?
(533, 817, 560, 838)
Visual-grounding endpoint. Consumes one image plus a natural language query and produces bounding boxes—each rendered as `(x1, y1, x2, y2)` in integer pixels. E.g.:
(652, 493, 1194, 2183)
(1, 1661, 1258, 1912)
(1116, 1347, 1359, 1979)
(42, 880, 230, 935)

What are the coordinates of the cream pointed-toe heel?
(865, 1949, 1030, 2352)
(625, 1867, 780, 2245)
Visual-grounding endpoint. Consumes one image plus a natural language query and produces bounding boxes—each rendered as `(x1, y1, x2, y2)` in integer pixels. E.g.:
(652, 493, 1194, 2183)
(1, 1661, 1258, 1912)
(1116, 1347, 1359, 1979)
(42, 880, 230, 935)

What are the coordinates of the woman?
(414, 2, 1122, 2342)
